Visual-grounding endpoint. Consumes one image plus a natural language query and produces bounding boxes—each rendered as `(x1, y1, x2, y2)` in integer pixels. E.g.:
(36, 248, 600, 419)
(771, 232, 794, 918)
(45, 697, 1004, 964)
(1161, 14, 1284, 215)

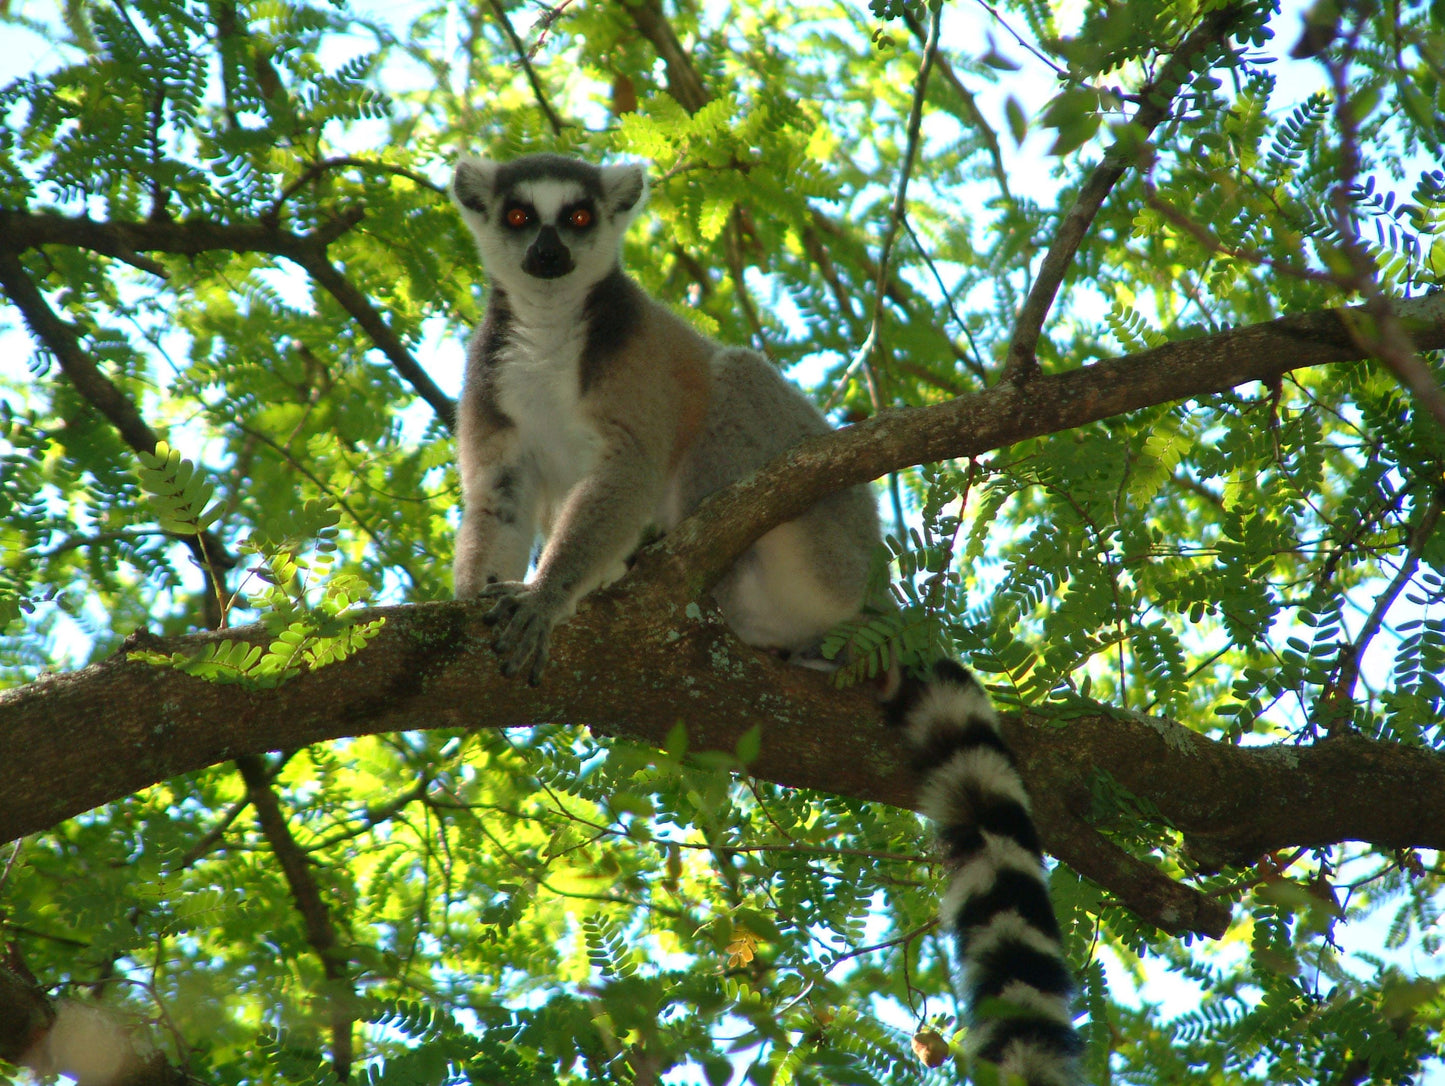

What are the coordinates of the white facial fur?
(451, 155, 648, 305)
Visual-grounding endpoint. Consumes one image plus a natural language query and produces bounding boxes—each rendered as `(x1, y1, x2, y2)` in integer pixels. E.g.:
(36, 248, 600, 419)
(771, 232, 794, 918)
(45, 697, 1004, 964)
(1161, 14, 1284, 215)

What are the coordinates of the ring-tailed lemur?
(449, 151, 1080, 1084)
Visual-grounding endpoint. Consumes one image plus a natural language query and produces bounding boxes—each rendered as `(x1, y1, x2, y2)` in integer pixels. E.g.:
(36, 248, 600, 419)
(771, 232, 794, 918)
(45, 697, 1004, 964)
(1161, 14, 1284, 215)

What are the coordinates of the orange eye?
(505, 206, 532, 228)
(568, 206, 593, 228)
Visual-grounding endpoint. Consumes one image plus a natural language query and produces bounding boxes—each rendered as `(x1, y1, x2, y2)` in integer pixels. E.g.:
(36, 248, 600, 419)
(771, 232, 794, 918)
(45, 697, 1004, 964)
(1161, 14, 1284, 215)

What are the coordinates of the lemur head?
(451, 153, 648, 297)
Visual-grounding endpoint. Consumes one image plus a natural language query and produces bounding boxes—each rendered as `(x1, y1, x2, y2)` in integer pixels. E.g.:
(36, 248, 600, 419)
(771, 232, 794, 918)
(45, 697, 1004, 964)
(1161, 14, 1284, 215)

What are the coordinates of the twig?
(822, 11, 944, 413)
(527, 0, 578, 59)
(967, 0, 1067, 76)
(0, 840, 22, 898)
(799, 223, 859, 322)
(1325, 491, 1443, 730)
(725, 209, 771, 355)
(1001, 5, 1245, 384)
(901, 9, 1012, 202)
(486, 0, 568, 135)
(1141, 184, 1333, 285)
(859, 2, 942, 389)
(307, 776, 432, 852)
(176, 797, 251, 869)
(824, 919, 937, 973)
(901, 215, 988, 381)
(37, 527, 169, 559)
(226, 414, 421, 586)
(270, 155, 444, 219)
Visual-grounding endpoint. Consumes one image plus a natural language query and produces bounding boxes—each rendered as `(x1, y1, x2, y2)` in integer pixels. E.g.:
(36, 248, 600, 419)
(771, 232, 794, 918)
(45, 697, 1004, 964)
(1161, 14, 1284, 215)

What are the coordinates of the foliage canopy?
(1, 0, 1444, 1083)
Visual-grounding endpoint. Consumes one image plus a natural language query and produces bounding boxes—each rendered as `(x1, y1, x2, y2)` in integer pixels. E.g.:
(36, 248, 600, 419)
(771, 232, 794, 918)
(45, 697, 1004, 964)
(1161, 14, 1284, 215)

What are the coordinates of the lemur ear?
(451, 156, 501, 217)
(600, 163, 648, 218)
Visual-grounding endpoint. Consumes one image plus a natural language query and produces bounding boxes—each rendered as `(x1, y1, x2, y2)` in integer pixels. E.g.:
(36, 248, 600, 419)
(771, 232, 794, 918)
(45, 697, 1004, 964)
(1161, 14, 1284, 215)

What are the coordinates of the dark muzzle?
(523, 227, 574, 279)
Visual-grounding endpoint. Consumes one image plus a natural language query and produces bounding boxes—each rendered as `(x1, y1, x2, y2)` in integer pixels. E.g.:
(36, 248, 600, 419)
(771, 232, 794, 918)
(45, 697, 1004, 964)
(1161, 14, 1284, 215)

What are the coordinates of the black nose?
(523, 226, 574, 279)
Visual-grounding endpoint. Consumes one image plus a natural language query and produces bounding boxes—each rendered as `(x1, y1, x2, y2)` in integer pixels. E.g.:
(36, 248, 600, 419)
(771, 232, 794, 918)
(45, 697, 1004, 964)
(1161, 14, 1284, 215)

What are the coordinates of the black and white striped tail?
(886, 660, 1081, 1086)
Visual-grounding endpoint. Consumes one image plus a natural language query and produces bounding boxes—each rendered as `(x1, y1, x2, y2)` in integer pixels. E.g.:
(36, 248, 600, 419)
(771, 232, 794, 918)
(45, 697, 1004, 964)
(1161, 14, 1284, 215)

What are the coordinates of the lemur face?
(452, 154, 647, 293)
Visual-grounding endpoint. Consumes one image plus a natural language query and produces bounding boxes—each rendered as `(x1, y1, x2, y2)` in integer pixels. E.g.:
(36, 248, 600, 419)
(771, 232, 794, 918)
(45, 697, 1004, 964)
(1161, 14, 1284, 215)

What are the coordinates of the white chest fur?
(495, 316, 600, 521)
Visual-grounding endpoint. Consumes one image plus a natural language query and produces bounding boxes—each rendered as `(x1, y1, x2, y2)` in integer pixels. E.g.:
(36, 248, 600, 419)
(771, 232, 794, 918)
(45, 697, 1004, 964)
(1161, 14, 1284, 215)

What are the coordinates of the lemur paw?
(475, 581, 554, 684)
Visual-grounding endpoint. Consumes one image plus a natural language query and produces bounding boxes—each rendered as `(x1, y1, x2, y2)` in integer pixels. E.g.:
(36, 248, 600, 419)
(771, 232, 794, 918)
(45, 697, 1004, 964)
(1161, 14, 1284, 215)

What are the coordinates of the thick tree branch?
(1, 296, 1443, 936)
(1002, 4, 1246, 383)
(2, 593, 1442, 939)
(0, 207, 359, 263)
(660, 293, 1445, 603)
(3, 296, 1445, 935)
(0, 208, 457, 431)
(5, 213, 1445, 940)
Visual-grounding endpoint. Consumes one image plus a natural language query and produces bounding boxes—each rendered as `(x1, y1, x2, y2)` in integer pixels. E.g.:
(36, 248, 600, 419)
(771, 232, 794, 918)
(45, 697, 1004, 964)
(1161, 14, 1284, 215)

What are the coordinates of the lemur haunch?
(450, 152, 1080, 1084)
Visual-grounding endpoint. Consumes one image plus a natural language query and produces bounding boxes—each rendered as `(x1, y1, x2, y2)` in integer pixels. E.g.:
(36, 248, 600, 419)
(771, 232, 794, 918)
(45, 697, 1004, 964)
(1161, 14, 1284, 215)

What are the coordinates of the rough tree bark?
(5, 293, 1445, 943)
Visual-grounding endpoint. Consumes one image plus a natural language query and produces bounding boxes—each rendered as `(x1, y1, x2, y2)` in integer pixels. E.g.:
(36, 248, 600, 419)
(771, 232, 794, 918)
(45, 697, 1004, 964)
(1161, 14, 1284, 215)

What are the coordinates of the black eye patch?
(503, 203, 536, 229)
(560, 201, 596, 230)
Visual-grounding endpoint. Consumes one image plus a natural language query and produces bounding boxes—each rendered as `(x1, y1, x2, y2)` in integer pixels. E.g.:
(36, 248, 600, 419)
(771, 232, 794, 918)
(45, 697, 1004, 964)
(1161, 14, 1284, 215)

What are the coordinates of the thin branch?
(901, 215, 987, 382)
(799, 224, 859, 323)
(824, 919, 937, 973)
(1034, 778, 1231, 937)
(1326, 491, 1443, 728)
(624, 6, 963, 394)
(0, 207, 458, 433)
(270, 155, 445, 219)
(308, 777, 432, 851)
(1321, 24, 1445, 432)
(174, 752, 293, 869)
(283, 247, 457, 432)
(1141, 184, 1334, 285)
(725, 208, 771, 355)
(901, 9, 1012, 202)
(486, 0, 567, 135)
(36, 528, 168, 559)
(175, 795, 251, 869)
(968, 0, 1067, 76)
(0, 247, 237, 595)
(1001, 4, 1245, 384)
(859, 2, 942, 391)
(226, 414, 423, 587)
(465, 802, 685, 919)
(663, 293, 1445, 608)
(0, 249, 164, 456)
(0, 841, 21, 898)
(235, 753, 355, 1080)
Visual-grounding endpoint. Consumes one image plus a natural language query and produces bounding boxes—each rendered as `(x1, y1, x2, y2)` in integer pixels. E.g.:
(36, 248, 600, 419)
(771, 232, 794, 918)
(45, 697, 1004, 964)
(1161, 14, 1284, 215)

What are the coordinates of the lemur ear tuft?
(600, 163, 648, 217)
(452, 156, 501, 217)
